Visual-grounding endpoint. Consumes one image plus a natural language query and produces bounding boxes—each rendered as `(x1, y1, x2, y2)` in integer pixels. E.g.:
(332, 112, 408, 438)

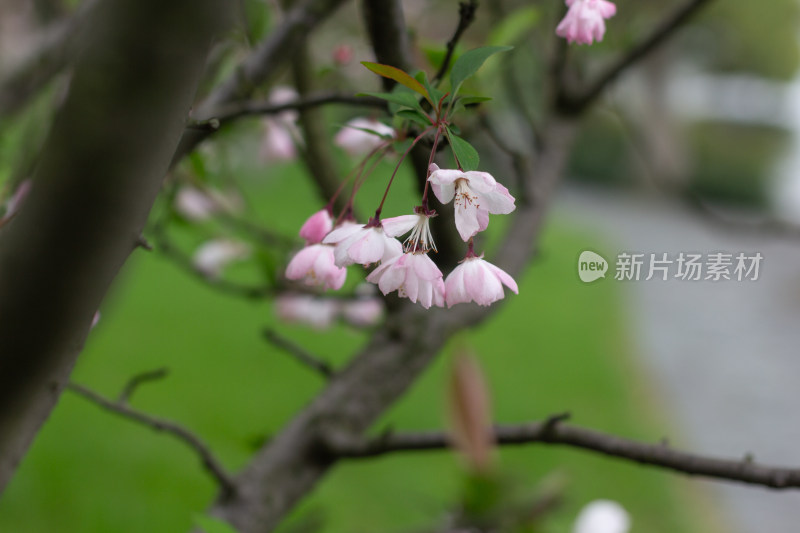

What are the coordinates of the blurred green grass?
(0, 154, 714, 532)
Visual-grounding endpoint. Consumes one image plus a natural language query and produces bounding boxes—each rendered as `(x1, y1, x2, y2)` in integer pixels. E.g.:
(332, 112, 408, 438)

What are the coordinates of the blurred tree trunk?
(0, 0, 229, 493)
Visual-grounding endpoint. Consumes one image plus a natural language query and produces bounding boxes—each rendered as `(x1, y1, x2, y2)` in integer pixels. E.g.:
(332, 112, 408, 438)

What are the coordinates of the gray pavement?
(555, 184, 800, 533)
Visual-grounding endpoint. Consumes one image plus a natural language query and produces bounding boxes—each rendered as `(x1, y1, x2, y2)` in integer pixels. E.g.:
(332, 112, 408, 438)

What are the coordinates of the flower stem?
(374, 126, 434, 220)
(420, 125, 443, 212)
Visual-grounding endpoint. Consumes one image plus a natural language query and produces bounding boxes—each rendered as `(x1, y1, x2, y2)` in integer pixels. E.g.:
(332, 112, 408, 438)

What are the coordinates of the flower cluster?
(284, 161, 519, 310)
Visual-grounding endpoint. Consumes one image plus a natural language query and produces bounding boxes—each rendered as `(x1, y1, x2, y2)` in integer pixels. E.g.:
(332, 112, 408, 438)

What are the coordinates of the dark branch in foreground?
(331, 414, 800, 490)
(432, 0, 480, 84)
(66, 381, 236, 494)
(263, 329, 334, 378)
(559, 0, 713, 113)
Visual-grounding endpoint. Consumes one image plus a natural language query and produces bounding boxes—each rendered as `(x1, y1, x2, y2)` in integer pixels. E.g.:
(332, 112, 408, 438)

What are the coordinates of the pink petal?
(454, 201, 481, 242)
(412, 254, 443, 281)
(382, 214, 419, 237)
(382, 236, 404, 261)
(323, 222, 363, 245)
(299, 209, 333, 244)
(347, 228, 386, 265)
(428, 169, 463, 204)
(481, 183, 516, 215)
(486, 261, 518, 294)
(463, 171, 497, 194)
(445, 265, 469, 307)
(285, 246, 319, 280)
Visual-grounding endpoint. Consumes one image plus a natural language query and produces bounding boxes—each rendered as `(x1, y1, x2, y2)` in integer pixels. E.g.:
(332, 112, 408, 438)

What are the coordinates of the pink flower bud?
(447, 353, 494, 473)
(299, 209, 333, 245)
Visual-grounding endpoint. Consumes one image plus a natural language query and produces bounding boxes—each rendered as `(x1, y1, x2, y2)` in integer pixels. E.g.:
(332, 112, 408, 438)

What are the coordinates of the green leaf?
(396, 109, 432, 127)
(361, 62, 433, 104)
(415, 70, 446, 105)
(447, 129, 480, 171)
(488, 7, 541, 46)
(356, 91, 422, 112)
(193, 515, 239, 533)
(449, 46, 513, 95)
(452, 95, 492, 114)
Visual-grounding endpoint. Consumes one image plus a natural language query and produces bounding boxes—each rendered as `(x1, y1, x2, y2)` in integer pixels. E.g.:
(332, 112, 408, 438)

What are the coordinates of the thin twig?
(432, 0, 480, 84)
(558, 0, 713, 114)
(262, 328, 334, 378)
(206, 92, 387, 129)
(66, 381, 237, 493)
(117, 367, 169, 404)
(330, 414, 800, 490)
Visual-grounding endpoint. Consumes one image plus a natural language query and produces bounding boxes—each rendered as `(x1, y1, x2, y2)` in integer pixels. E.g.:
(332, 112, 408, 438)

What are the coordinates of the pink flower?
(444, 256, 518, 307)
(322, 221, 403, 267)
(260, 120, 297, 161)
(276, 294, 338, 330)
(428, 165, 515, 241)
(366, 252, 445, 309)
(556, 0, 616, 45)
(285, 244, 346, 290)
(573, 500, 630, 533)
(299, 209, 333, 245)
(341, 297, 384, 327)
(193, 239, 251, 278)
(259, 87, 301, 161)
(334, 118, 395, 156)
(175, 186, 217, 221)
(382, 212, 437, 253)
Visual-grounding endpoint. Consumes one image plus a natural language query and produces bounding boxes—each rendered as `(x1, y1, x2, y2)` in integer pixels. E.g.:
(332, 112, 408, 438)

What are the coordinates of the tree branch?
(0, 0, 229, 493)
(66, 381, 237, 494)
(329, 414, 800, 490)
(263, 329, 334, 378)
(172, 0, 350, 165)
(432, 0, 479, 84)
(558, 0, 713, 114)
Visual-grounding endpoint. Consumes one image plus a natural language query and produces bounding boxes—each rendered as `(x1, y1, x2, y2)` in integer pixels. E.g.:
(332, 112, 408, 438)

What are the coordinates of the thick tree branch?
(0, 0, 229, 493)
(330, 415, 800, 490)
(432, 0, 480, 84)
(263, 329, 334, 378)
(67, 381, 237, 494)
(558, 0, 713, 114)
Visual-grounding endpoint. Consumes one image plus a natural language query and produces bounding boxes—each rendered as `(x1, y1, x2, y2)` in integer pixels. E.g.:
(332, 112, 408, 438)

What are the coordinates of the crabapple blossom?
(334, 117, 395, 156)
(259, 86, 301, 161)
(174, 186, 217, 221)
(382, 211, 437, 253)
(285, 244, 346, 290)
(299, 208, 333, 245)
(572, 500, 631, 533)
(556, 0, 617, 45)
(275, 294, 338, 330)
(428, 165, 515, 241)
(322, 221, 402, 267)
(444, 254, 518, 307)
(341, 297, 384, 327)
(193, 239, 251, 278)
(366, 252, 445, 309)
